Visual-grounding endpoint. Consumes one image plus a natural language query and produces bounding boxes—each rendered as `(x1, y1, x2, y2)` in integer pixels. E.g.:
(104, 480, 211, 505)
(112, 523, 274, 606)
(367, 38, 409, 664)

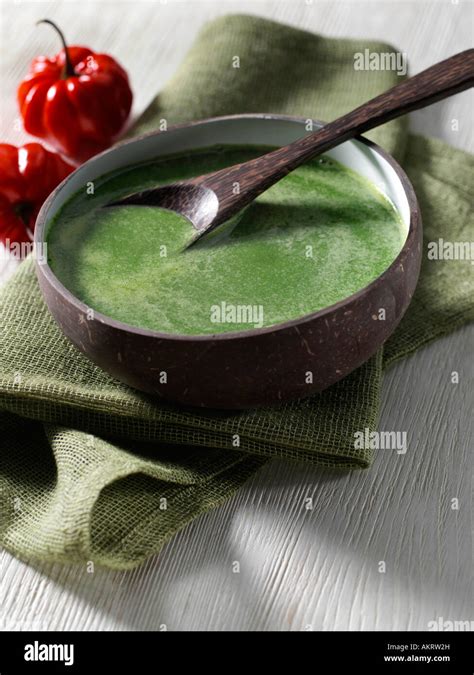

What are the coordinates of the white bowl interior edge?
(43, 117, 410, 239)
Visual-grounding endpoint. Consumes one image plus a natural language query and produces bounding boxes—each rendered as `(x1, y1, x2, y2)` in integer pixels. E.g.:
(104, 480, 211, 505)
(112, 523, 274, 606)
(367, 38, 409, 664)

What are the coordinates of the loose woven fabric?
(1, 15, 473, 569)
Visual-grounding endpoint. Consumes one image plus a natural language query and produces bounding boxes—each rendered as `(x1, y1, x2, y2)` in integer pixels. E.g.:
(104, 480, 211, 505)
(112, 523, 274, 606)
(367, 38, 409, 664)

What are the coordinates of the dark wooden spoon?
(105, 50, 474, 247)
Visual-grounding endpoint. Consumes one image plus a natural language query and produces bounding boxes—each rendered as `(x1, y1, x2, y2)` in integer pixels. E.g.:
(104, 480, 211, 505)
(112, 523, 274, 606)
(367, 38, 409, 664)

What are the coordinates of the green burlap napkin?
(1, 15, 473, 569)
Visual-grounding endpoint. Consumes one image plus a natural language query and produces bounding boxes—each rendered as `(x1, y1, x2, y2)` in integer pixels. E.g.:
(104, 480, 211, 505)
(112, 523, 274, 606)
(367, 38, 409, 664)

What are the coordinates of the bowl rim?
(34, 113, 421, 343)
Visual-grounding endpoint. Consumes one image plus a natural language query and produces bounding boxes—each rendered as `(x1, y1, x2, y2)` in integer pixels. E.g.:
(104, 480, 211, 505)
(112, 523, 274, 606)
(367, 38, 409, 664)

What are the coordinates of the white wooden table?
(1, 0, 473, 631)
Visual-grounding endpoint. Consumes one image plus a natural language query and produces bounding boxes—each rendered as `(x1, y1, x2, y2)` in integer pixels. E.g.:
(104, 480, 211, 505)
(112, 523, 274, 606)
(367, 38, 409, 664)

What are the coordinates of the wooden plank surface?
(0, 0, 472, 631)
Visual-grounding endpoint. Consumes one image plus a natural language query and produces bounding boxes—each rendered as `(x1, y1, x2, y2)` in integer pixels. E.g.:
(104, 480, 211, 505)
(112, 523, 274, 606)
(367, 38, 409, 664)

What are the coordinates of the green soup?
(47, 145, 406, 335)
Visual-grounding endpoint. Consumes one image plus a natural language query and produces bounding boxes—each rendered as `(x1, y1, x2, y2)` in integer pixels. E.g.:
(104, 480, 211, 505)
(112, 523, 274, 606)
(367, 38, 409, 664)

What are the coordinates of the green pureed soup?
(47, 145, 406, 335)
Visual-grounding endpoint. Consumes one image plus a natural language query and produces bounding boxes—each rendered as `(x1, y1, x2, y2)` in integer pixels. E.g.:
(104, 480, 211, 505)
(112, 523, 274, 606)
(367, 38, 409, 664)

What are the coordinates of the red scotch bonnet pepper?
(0, 142, 74, 245)
(18, 19, 133, 163)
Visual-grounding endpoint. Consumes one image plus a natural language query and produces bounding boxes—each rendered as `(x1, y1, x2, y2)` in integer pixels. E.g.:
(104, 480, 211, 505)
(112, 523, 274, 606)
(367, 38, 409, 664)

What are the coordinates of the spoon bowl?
(107, 183, 219, 233)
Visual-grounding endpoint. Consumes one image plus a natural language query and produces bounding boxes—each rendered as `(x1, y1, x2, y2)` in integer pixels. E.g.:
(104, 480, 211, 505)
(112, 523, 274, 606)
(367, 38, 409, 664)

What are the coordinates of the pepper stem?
(37, 19, 76, 78)
(14, 201, 34, 226)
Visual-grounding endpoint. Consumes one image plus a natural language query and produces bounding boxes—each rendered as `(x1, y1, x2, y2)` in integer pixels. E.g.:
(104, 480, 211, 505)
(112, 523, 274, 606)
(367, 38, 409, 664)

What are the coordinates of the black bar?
(0, 630, 471, 673)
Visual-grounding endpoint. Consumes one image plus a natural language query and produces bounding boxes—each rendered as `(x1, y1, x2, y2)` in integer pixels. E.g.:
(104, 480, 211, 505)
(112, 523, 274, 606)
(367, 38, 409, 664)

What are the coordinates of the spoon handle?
(291, 48, 474, 161)
(199, 49, 474, 224)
